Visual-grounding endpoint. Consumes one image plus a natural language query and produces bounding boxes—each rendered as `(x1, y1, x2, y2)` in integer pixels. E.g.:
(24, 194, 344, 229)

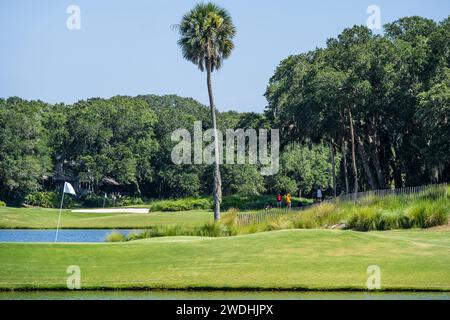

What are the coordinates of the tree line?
(0, 94, 334, 203)
(265, 15, 450, 194)
(0, 15, 448, 204)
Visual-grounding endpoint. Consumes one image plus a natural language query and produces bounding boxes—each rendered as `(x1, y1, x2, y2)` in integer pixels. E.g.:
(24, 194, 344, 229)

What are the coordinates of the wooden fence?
(330, 183, 448, 204)
(235, 183, 448, 227)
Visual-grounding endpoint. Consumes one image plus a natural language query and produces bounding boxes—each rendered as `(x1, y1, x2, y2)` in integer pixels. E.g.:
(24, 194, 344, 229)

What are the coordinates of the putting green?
(0, 229, 449, 291)
(0, 206, 212, 229)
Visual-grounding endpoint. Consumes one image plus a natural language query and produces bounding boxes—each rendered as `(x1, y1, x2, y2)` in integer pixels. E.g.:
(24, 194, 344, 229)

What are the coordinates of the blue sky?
(0, 0, 449, 112)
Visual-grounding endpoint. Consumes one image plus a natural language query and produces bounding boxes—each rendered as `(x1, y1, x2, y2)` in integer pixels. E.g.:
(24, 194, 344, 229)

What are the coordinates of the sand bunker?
(71, 208, 149, 214)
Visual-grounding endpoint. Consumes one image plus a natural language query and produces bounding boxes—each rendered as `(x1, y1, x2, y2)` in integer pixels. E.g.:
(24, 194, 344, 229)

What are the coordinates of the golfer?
(317, 187, 323, 202)
(285, 193, 292, 209)
(276, 193, 282, 208)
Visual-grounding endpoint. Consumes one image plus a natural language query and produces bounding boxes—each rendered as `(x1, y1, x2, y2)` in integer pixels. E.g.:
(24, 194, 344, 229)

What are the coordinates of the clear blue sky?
(1, 0, 449, 112)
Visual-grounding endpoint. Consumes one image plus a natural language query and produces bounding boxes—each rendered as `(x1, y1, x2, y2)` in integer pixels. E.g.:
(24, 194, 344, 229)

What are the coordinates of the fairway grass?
(0, 229, 449, 291)
(0, 207, 212, 229)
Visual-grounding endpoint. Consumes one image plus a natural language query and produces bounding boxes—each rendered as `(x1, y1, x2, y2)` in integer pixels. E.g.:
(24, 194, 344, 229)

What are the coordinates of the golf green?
(1, 229, 449, 291)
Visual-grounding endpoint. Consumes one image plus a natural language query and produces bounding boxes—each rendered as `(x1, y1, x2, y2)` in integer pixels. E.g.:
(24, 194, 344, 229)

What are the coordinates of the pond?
(0, 290, 449, 300)
(0, 229, 138, 243)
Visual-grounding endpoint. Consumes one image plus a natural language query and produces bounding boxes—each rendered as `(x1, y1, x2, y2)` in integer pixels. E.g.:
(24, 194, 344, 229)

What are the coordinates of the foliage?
(80, 194, 113, 208)
(267, 144, 337, 196)
(66, 96, 159, 193)
(24, 191, 75, 209)
(220, 165, 266, 195)
(0, 98, 51, 200)
(105, 231, 126, 242)
(221, 194, 311, 210)
(116, 197, 144, 207)
(147, 197, 212, 212)
(177, 2, 236, 73)
(265, 16, 450, 191)
(158, 167, 201, 198)
(0, 14, 449, 206)
(126, 222, 236, 240)
(123, 189, 450, 240)
(0, 201, 6, 207)
(406, 200, 449, 228)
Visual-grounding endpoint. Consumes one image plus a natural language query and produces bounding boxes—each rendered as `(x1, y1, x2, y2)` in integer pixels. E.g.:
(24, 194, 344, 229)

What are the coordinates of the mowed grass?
(0, 229, 449, 291)
(0, 206, 212, 229)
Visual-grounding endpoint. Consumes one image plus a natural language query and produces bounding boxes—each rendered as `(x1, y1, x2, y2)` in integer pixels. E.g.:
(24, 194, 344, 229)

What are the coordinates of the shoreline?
(1, 287, 450, 293)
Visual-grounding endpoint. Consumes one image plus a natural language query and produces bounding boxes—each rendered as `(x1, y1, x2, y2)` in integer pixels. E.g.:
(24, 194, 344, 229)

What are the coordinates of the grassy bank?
(0, 229, 449, 291)
(1, 187, 448, 233)
(0, 206, 212, 229)
(110, 192, 450, 241)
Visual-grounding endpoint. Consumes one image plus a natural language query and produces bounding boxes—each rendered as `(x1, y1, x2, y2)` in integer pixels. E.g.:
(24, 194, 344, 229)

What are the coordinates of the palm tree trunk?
(206, 59, 222, 221)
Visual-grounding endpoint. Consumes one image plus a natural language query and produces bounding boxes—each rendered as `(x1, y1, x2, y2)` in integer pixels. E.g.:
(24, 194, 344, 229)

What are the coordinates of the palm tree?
(177, 3, 236, 221)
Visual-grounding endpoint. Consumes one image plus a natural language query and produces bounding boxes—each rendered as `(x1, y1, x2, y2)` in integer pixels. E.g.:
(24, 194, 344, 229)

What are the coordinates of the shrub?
(407, 202, 427, 228)
(291, 203, 343, 229)
(265, 218, 294, 231)
(126, 221, 237, 241)
(127, 228, 163, 240)
(378, 210, 411, 230)
(79, 195, 144, 208)
(293, 217, 316, 229)
(196, 223, 224, 237)
(347, 207, 382, 231)
(105, 231, 126, 242)
(116, 196, 144, 207)
(24, 191, 75, 208)
(0, 200, 6, 207)
(221, 209, 239, 226)
(148, 197, 212, 212)
(222, 194, 311, 211)
(424, 202, 449, 228)
(81, 194, 113, 208)
(406, 200, 449, 228)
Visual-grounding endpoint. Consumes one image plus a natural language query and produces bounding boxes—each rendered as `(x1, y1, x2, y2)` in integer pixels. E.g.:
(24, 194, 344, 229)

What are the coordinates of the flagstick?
(55, 191, 65, 243)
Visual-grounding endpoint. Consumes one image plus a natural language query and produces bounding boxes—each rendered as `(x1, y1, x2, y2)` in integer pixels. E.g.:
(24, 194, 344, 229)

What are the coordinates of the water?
(0, 229, 138, 243)
(0, 290, 449, 300)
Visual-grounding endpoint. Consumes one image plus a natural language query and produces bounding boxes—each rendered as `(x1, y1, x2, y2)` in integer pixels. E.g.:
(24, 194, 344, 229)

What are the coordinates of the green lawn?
(0, 229, 449, 291)
(0, 206, 212, 229)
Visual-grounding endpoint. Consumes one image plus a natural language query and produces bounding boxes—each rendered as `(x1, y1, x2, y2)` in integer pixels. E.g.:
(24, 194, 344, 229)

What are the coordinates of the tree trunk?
(329, 140, 337, 198)
(390, 144, 403, 188)
(356, 133, 378, 190)
(348, 108, 359, 194)
(206, 59, 222, 221)
(372, 128, 386, 189)
(341, 139, 349, 194)
(372, 149, 385, 189)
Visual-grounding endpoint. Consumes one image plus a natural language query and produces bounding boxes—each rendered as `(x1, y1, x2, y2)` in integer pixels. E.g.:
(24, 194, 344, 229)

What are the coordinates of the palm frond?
(176, 2, 236, 72)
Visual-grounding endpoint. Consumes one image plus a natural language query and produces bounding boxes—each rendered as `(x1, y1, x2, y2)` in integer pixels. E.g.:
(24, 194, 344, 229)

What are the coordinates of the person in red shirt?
(276, 193, 282, 208)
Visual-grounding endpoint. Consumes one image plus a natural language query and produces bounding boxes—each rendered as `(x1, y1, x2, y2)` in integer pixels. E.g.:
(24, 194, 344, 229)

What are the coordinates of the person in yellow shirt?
(285, 193, 292, 209)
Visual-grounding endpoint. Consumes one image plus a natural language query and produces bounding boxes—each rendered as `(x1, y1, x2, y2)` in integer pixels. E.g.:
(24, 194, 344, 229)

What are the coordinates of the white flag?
(63, 182, 76, 195)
